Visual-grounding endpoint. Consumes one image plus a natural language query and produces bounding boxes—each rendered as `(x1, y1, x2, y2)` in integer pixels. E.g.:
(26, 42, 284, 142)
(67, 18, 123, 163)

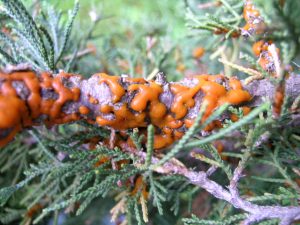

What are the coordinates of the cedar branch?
(0, 68, 299, 148)
(133, 150, 300, 225)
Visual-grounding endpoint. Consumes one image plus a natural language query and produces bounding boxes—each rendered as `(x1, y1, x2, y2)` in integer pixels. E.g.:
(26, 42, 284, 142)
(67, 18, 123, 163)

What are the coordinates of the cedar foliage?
(0, 1, 299, 225)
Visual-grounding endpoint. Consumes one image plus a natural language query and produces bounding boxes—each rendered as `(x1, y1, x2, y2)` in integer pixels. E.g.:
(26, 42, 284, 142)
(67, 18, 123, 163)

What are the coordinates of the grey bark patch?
(33, 114, 49, 123)
(62, 101, 79, 114)
(12, 81, 30, 100)
(155, 72, 167, 85)
(0, 127, 13, 139)
(186, 91, 205, 119)
(41, 88, 59, 100)
(159, 83, 173, 109)
(62, 77, 75, 88)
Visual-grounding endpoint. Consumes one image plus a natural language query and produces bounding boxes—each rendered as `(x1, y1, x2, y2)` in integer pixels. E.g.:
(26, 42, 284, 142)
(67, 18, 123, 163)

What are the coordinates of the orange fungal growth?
(193, 47, 205, 59)
(89, 96, 99, 104)
(252, 40, 275, 57)
(100, 104, 113, 114)
(0, 70, 252, 150)
(252, 40, 280, 74)
(94, 156, 110, 168)
(171, 84, 199, 119)
(86, 137, 101, 150)
(273, 85, 285, 117)
(154, 132, 174, 149)
(95, 74, 248, 149)
(98, 73, 125, 103)
(79, 106, 90, 115)
(0, 95, 27, 146)
(213, 141, 228, 161)
(0, 71, 82, 147)
(176, 63, 186, 72)
(128, 82, 163, 112)
(230, 106, 251, 122)
(242, 0, 265, 36)
(242, 106, 251, 115)
(229, 77, 243, 90)
(219, 89, 251, 105)
(96, 104, 147, 130)
(26, 203, 43, 218)
(252, 40, 264, 57)
(50, 72, 80, 119)
(131, 176, 149, 200)
(213, 28, 240, 38)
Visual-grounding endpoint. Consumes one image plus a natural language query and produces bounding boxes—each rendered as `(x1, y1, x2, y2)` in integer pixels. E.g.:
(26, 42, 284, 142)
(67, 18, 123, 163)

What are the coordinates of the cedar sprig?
(0, 0, 83, 72)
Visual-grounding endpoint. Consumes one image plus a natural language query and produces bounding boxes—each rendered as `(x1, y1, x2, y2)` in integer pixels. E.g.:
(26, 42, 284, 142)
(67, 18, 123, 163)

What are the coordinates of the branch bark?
(0, 69, 299, 148)
(133, 150, 300, 225)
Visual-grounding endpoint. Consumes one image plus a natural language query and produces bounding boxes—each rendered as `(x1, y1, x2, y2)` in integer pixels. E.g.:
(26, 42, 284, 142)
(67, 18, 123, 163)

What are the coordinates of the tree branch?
(133, 150, 300, 225)
(0, 69, 299, 148)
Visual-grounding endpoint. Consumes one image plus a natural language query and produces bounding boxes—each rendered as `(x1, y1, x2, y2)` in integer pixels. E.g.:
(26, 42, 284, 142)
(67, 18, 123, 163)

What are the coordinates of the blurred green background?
(66, 0, 185, 39)
(26, 0, 191, 80)
(26, 0, 186, 40)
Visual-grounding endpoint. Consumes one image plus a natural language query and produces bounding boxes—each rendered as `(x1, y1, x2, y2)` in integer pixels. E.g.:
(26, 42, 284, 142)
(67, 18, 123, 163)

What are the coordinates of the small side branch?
(133, 151, 300, 225)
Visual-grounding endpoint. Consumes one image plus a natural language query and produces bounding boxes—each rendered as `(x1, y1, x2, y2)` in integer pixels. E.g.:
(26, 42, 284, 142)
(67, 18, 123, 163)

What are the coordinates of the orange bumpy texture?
(252, 40, 280, 75)
(0, 71, 80, 146)
(242, 0, 265, 36)
(0, 71, 251, 149)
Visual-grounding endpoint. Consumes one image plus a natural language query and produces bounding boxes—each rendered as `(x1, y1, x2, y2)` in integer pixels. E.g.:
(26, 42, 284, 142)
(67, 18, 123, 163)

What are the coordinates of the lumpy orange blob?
(273, 85, 285, 116)
(193, 47, 205, 59)
(230, 106, 251, 122)
(242, 0, 265, 35)
(253, 40, 266, 57)
(0, 71, 81, 147)
(97, 73, 125, 103)
(79, 106, 90, 115)
(131, 175, 149, 200)
(0, 95, 26, 128)
(154, 132, 174, 149)
(0, 95, 27, 146)
(0, 71, 251, 150)
(97, 104, 147, 130)
(252, 40, 275, 56)
(95, 74, 251, 149)
(252, 40, 280, 75)
(89, 96, 99, 104)
(171, 84, 199, 119)
(50, 72, 80, 119)
(213, 28, 240, 38)
(26, 203, 43, 218)
(176, 63, 186, 72)
(128, 82, 163, 112)
(213, 141, 228, 161)
(94, 156, 110, 168)
(243, 1, 260, 21)
(100, 104, 113, 114)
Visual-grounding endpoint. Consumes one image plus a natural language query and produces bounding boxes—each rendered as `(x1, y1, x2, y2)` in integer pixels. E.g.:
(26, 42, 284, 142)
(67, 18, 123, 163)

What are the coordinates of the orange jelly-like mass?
(0, 71, 251, 149)
(0, 71, 80, 146)
(242, 0, 265, 35)
(94, 73, 251, 149)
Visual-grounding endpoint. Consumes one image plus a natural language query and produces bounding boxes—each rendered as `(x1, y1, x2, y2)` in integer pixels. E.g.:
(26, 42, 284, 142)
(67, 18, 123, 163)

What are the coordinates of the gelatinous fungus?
(0, 71, 80, 146)
(252, 40, 280, 74)
(131, 175, 149, 200)
(0, 70, 252, 149)
(242, 0, 265, 36)
(193, 47, 205, 59)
